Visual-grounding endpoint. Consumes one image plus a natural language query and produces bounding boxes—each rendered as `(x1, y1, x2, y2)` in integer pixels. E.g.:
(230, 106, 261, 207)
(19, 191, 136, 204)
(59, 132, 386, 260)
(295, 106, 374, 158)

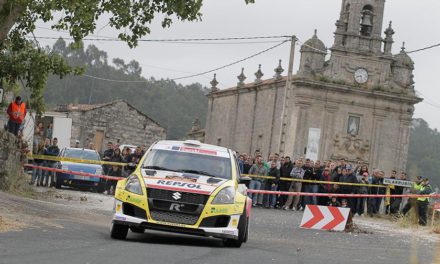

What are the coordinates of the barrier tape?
(24, 164, 435, 199)
(24, 164, 125, 181)
(242, 174, 389, 188)
(27, 154, 127, 166)
(246, 189, 439, 199)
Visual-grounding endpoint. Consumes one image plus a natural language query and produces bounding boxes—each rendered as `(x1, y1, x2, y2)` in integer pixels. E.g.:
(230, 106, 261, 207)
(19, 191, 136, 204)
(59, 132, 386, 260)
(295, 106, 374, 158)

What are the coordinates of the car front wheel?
(223, 209, 248, 248)
(110, 222, 128, 240)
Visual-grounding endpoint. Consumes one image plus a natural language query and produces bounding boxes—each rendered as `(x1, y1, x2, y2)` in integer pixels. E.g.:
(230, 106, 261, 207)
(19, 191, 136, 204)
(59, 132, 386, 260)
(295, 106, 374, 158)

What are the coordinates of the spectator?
(318, 167, 332, 205)
(390, 171, 407, 215)
(356, 172, 369, 216)
(248, 155, 268, 207)
(88, 142, 95, 150)
(74, 140, 80, 148)
(283, 159, 304, 210)
(128, 146, 143, 165)
(385, 170, 397, 215)
(46, 122, 53, 139)
(243, 156, 253, 174)
(328, 197, 341, 207)
(102, 141, 114, 174)
(338, 165, 358, 213)
(141, 145, 147, 155)
(263, 161, 280, 208)
(121, 147, 132, 162)
(6, 96, 27, 136)
(368, 169, 384, 216)
(238, 155, 245, 173)
(278, 156, 293, 208)
(107, 165, 122, 195)
(31, 130, 45, 186)
(42, 138, 60, 187)
(302, 159, 316, 206)
(401, 176, 423, 216)
(111, 148, 122, 163)
(417, 178, 433, 226)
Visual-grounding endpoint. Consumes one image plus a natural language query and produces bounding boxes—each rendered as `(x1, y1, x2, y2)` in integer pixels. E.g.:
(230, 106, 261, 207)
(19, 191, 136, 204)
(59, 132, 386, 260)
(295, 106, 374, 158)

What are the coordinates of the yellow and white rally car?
(110, 140, 252, 247)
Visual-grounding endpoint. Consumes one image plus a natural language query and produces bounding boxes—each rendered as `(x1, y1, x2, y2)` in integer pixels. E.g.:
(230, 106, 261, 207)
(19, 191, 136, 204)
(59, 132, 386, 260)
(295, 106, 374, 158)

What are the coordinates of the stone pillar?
(293, 101, 312, 158)
(230, 90, 240, 149)
(321, 104, 339, 160)
(370, 111, 386, 169)
(249, 88, 259, 155)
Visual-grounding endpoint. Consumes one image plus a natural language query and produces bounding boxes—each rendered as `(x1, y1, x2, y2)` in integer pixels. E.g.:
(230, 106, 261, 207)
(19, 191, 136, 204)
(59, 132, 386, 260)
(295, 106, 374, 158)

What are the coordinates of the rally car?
(110, 140, 251, 247)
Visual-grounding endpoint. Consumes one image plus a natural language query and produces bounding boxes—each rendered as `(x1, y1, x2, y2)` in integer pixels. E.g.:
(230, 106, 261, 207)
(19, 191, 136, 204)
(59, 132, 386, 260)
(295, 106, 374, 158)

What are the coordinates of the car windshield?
(64, 149, 100, 161)
(142, 149, 232, 180)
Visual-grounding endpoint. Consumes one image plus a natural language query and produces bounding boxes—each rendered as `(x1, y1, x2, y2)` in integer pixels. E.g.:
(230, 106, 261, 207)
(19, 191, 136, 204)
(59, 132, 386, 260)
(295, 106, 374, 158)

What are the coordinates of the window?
(347, 116, 361, 135)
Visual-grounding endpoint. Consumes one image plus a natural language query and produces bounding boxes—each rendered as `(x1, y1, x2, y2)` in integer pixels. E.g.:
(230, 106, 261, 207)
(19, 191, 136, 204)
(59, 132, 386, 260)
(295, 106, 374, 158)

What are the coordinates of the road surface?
(0, 189, 437, 264)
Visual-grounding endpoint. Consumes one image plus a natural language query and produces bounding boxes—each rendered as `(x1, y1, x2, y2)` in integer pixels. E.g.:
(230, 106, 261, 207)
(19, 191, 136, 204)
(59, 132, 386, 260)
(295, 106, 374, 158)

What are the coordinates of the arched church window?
(360, 5, 373, 37)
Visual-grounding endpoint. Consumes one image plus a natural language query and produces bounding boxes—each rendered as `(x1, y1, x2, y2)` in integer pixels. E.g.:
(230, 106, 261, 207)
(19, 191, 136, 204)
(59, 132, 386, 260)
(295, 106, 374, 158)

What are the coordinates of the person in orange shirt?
(6, 96, 27, 136)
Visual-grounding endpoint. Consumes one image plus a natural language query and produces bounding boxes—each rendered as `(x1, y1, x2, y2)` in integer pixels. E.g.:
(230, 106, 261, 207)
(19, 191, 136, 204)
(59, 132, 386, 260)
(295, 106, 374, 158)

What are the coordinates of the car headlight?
(212, 187, 236, 204)
(61, 165, 69, 171)
(125, 175, 143, 195)
(95, 168, 103, 175)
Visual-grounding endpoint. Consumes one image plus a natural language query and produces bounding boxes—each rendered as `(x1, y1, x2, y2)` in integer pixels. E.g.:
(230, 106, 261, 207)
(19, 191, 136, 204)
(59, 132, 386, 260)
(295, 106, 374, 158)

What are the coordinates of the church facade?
(204, 0, 422, 173)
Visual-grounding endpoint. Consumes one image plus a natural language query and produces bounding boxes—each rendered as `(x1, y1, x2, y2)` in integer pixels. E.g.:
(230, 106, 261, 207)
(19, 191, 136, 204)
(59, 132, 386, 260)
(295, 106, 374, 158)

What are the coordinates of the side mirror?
(239, 176, 252, 188)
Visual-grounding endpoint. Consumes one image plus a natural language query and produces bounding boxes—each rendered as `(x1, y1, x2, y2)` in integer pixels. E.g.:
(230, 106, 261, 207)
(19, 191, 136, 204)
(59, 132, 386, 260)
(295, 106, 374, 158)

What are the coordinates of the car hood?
(141, 169, 229, 195)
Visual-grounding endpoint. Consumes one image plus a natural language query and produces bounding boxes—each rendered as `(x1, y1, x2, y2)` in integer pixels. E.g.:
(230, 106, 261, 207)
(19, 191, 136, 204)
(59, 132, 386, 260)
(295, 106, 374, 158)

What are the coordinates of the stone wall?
(69, 100, 166, 153)
(0, 129, 24, 190)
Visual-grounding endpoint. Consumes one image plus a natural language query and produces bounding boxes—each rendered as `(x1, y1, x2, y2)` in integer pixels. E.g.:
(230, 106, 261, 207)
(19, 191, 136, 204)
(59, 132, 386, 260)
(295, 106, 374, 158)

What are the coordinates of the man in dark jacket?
(102, 141, 114, 175)
(367, 169, 385, 216)
(302, 159, 315, 206)
(263, 161, 280, 208)
(319, 167, 332, 205)
(338, 165, 358, 212)
(278, 156, 293, 207)
(42, 138, 60, 187)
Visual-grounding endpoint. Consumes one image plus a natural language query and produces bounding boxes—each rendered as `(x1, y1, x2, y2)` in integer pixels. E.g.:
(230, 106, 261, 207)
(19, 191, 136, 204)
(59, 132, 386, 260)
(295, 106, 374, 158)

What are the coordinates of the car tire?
(130, 226, 145, 233)
(223, 208, 248, 248)
(110, 222, 128, 240)
(96, 183, 105, 194)
(55, 174, 62, 189)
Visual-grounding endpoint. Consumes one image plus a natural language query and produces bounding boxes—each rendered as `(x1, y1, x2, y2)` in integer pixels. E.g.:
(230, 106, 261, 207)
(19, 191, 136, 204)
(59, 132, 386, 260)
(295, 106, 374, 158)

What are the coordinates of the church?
(204, 0, 422, 173)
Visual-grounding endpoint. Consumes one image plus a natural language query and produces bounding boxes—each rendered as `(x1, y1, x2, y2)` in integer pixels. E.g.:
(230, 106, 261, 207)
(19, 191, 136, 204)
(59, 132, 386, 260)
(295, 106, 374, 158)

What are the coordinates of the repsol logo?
(157, 180, 202, 189)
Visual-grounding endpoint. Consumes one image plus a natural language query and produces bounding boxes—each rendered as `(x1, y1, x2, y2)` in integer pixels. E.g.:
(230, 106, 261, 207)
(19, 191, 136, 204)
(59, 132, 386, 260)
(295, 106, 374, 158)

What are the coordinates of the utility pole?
(278, 35, 297, 155)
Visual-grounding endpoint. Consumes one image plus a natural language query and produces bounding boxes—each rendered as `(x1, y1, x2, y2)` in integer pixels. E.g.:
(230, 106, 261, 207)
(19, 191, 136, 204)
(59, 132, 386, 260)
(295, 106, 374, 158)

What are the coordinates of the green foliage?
(408, 118, 440, 188)
(44, 38, 208, 140)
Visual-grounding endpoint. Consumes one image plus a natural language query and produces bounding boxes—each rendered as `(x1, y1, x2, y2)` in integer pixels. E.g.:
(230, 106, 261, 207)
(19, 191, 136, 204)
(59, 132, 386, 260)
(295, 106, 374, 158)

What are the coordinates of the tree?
(0, 0, 254, 114)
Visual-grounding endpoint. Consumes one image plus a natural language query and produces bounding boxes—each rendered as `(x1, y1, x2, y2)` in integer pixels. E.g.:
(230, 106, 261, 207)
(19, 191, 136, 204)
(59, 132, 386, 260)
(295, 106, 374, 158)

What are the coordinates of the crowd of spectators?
(239, 151, 433, 225)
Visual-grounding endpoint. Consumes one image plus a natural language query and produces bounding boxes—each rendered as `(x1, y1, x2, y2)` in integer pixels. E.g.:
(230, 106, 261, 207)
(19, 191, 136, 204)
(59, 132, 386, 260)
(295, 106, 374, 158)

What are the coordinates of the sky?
(34, 0, 440, 130)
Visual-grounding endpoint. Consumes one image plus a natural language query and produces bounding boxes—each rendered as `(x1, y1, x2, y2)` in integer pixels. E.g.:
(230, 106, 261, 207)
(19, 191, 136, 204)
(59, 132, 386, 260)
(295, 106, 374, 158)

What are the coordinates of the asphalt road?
(0, 190, 437, 264)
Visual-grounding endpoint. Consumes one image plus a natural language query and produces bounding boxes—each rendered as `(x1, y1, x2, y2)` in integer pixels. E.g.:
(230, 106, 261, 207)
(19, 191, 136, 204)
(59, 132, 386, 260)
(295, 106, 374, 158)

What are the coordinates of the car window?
(142, 149, 232, 180)
(64, 149, 100, 161)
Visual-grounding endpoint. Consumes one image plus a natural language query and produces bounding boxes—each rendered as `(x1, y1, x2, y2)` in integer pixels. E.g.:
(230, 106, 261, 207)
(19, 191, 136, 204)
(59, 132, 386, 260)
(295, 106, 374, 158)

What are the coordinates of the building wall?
(69, 101, 166, 152)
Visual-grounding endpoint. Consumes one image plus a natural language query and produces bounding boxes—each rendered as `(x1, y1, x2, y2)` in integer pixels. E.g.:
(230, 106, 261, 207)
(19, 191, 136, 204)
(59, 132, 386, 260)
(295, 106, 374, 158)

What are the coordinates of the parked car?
(55, 148, 105, 192)
(119, 144, 137, 153)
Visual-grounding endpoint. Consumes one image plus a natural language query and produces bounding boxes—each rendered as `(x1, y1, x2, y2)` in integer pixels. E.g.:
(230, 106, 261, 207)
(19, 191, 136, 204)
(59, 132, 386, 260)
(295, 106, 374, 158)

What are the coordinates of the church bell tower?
(333, 0, 386, 55)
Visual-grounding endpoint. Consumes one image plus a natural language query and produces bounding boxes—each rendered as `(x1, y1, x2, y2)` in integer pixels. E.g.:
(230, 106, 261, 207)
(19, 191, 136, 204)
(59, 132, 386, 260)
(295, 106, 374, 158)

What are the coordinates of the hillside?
(44, 38, 208, 140)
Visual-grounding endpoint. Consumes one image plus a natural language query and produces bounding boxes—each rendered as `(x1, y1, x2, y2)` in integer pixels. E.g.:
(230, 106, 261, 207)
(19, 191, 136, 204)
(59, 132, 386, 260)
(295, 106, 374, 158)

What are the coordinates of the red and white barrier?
(24, 164, 125, 181)
(300, 205, 350, 231)
(246, 189, 439, 199)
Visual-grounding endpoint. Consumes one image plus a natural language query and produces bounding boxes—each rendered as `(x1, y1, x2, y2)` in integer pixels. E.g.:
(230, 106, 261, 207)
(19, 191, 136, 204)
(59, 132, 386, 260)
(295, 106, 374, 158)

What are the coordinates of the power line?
(171, 40, 289, 81)
(80, 39, 290, 83)
(28, 35, 291, 43)
(407, 43, 440, 54)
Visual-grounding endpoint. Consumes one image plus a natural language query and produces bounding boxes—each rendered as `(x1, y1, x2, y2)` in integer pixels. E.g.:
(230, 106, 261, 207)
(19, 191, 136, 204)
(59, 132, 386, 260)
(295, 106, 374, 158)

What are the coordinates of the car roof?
(154, 140, 231, 156)
(64, 147, 99, 154)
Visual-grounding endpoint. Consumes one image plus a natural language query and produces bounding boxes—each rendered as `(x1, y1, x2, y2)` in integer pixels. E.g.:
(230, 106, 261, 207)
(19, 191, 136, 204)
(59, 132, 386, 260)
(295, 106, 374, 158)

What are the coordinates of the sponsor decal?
(126, 196, 142, 204)
(172, 192, 182, 200)
(116, 204, 122, 212)
(155, 221, 188, 228)
(232, 219, 238, 227)
(383, 178, 413, 188)
(169, 203, 185, 211)
(171, 146, 218, 156)
(157, 180, 202, 189)
(115, 216, 126, 221)
(165, 175, 198, 182)
(210, 207, 229, 214)
(222, 230, 235, 235)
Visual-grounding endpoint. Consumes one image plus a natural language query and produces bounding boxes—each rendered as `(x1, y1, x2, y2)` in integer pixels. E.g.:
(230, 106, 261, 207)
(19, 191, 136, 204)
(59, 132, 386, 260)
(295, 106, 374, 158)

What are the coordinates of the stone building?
(56, 100, 166, 152)
(185, 118, 205, 142)
(205, 0, 422, 173)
